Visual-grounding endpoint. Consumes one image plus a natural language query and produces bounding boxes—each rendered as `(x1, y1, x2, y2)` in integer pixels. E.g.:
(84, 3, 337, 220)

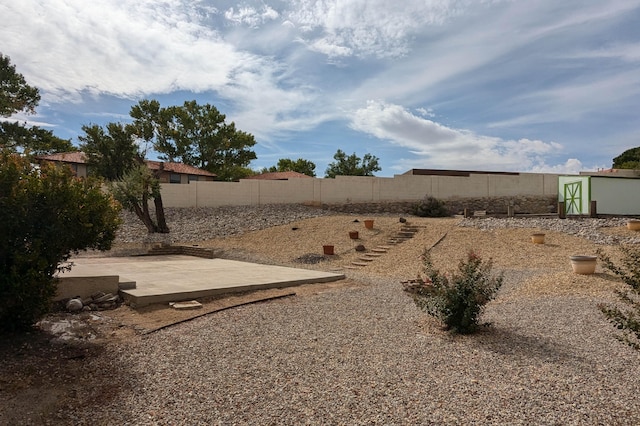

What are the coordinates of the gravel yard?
(2, 205, 640, 425)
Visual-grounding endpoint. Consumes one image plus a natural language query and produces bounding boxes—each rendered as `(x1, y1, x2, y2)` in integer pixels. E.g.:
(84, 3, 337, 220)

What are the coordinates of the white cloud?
(566, 42, 640, 62)
(1, 1, 241, 101)
(0, 0, 324, 140)
(1, 0, 639, 175)
(224, 5, 279, 28)
(489, 69, 640, 128)
(528, 159, 585, 175)
(416, 108, 435, 118)
(285, 0, 465, 58)
(351, 100, 563, 171)
(1, 116, 56, 129)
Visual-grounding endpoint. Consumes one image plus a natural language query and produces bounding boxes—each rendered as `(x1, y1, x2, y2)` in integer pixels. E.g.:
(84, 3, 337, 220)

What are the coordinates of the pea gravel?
(38, 208, 640, 424)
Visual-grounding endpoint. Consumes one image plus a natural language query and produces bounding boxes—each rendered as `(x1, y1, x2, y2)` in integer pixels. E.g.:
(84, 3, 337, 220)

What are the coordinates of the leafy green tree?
(78, 121, 169, 233)
(612, 147, 640, 169)
(266, 158, 316, 177)
(0, 54, 40, 117)
(110, 163, 168, 233)
(324, 149, 381, 178)
(0, 153, 121, 332)
(0, 54, 73, 156)
(130, 99, 257, 181)
(79, 122, 141, 181)
(0, 121, 75, 156)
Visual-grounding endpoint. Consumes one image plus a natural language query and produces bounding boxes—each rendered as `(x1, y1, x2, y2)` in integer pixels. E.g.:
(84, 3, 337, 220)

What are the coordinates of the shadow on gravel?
(0, 329, 136, 424)
(472, 327, 588, 365)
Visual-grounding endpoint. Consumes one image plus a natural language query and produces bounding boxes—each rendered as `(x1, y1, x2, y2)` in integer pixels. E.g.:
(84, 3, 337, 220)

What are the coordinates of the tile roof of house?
(146, 160, 217, 177)
(246, 171, 313, 180)
(37, 151, 87, 163)
(37, 152, 216, 177)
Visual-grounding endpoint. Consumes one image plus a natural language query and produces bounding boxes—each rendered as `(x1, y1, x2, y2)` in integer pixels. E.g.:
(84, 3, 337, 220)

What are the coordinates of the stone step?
(396, 232, 415, 238)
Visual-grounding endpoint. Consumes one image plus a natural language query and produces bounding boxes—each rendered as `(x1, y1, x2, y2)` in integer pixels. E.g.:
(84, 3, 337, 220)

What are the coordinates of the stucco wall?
(160, 172, 561, 209)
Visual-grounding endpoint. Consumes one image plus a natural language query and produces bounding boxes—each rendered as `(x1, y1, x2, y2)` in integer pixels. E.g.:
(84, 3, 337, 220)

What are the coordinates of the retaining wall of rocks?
(322, 195, 559, 215)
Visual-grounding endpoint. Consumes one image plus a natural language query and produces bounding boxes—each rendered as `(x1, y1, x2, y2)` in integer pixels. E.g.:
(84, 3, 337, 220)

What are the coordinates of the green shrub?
(412, 195, 449, 217)
(403, 249, 504, 334)
(0, 153, 121, 332)
(597, 246, 640, 350)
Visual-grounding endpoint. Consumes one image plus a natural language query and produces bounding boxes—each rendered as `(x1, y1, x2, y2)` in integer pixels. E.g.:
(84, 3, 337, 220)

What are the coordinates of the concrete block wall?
(160, 172, 561, 209)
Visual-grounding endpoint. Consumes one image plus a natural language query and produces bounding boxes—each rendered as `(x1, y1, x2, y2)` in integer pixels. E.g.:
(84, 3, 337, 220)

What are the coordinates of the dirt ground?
(1, 214, 635, 424)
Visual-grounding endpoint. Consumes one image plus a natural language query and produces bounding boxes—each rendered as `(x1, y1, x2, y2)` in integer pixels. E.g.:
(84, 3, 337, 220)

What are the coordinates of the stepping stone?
(171, 300, 203, 310)
(351, 262, 369, 267)
(377, 245, 391, 249)
(372, 248, 387, 253)
(364, 253, 382, 257)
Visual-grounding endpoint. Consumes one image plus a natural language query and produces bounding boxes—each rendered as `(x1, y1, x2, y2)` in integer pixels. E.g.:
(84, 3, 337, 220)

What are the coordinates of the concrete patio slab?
(61, 255, 345, 307)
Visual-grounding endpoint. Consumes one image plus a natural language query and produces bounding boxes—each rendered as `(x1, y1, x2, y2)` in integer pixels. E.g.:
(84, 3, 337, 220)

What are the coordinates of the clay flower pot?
(570, 255, 597, 274)
(323, 245, 335, 255)
(364, 219, 374, 229)
(349, 231, 359, 239)
(531, 233, 545, 244)
(627, 219, 640, 231)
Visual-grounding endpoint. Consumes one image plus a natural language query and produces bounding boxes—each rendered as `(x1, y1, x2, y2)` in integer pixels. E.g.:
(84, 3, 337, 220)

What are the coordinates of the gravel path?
(52, 272, 640, 425)
(10, 206, 640, 424)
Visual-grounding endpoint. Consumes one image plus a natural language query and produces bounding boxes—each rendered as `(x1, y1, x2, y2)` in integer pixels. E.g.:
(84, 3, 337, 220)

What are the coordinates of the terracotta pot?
(349, 231, 359, 239)
(627, 219, 640, 231)
(323, 245, 335, 255)
(531, 233, 545, 244)
(364, 219, 374, 229)
(570, 255, 597, 274)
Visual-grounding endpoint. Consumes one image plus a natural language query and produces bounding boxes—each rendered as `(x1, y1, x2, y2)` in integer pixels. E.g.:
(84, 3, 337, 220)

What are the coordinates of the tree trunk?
(153, 194, 170, 233)
(150, 162, 170, 233)
(133, 203, 157, 234)
(140, 191, 159, 233)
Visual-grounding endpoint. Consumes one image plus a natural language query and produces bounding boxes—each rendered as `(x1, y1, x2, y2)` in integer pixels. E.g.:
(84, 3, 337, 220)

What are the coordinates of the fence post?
(558, 202, 566, 219)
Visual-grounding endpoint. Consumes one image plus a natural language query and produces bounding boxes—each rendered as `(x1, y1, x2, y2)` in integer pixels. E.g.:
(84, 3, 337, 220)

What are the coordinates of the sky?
(2, 0, 640, 177)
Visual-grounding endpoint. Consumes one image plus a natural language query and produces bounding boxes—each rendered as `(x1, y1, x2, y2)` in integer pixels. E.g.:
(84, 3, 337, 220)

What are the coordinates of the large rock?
(66, 298, 84, 312)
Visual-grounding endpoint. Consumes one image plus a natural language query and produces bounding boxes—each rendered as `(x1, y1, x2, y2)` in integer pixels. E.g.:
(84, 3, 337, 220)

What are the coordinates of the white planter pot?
(570, 255, 597, 274)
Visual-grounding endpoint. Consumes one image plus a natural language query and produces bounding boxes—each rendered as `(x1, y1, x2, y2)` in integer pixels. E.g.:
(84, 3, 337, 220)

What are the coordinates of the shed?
(559, 173, 640, 216)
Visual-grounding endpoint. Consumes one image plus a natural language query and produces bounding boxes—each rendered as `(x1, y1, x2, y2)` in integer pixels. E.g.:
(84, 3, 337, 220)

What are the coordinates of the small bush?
(412, 196, 449, 217)
(597, 246, 640, 350)
(403, 249, 504, 334)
